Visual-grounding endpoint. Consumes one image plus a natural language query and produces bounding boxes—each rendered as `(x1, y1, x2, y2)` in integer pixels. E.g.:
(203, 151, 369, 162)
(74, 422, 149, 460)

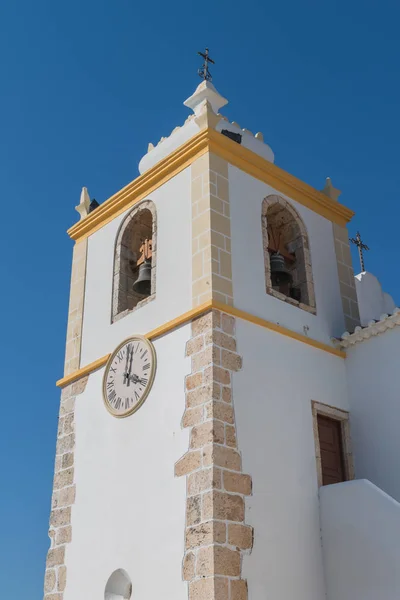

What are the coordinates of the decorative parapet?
(175, 309, 253, 600)
(339, 308, 400, 348)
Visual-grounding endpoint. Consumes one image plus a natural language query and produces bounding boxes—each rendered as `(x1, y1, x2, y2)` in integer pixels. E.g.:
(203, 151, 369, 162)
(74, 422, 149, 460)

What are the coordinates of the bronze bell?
(270, 252, 293, 288)
(133, 259, 151, 295)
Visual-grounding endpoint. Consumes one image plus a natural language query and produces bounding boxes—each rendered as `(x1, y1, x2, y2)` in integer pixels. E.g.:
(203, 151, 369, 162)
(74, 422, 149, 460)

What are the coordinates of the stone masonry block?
(186, 495, 202, 526)
(189, 576, 229, 600)
(188, 468, 222, 496)
(192, 312, 213, 337)
(44, 569, 56, 593)
(221, 314, 235, 335)
(58, 565, 67, 592)
(228, 524, 253, 549)
(186, 385, 214, 408)
(202, 491, 245, 522)
(183, 552, 196, 581)
(192, 346, 214, 371)
(186, 372, 203, 390)
(50, 508, 71, 528)
(182, 406, 204, 428)
(190, 420, 225, 449)
(230, 579, 248, 600)
(55, 526, 72, 545)
(205, 401, 234, 424)
(46, 546, 65, 568)
(53, 468, 74, 490)
(186, 335, 205, 357)
(197, 545, 241, 577)
(56, 434, 75, 455)
(225, 424, 237, 448)
(221, 350, 242, 371)
(175, 451, 202, 477)
(203, 444, 241, 471)
(185, 521, 226, 549)
(223, 472, 252, 496)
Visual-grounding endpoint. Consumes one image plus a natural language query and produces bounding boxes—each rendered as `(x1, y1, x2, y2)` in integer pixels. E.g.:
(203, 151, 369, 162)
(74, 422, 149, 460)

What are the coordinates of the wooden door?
(317, 415, 345, 485)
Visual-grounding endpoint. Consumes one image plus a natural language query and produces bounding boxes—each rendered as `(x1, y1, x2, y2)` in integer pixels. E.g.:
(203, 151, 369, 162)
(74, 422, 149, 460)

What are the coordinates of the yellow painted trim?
(211, 300, 346, 358)
(68, 131, 210, 243)
(67, 129, 354, 243)
(207, 129, 354, 227)
(56, 300, 344, 387)
(56, 302, 212, 387)
(56, 354, 111, 388)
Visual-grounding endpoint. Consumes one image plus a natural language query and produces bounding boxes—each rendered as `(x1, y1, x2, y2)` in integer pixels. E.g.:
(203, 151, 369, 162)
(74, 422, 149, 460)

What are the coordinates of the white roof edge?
(339, 308, 400, 348)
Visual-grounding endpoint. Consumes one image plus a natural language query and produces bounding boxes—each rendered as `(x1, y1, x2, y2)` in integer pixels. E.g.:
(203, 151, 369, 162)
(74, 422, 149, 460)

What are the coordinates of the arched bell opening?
(104, 568, 132, 600)
(262, 195, 315, 311)
(112, 200, 157, 322)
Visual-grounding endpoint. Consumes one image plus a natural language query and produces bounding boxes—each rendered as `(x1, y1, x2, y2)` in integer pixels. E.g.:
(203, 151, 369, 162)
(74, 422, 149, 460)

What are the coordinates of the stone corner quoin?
(175, 308, 253, 600)
(43, 376, 88, 600)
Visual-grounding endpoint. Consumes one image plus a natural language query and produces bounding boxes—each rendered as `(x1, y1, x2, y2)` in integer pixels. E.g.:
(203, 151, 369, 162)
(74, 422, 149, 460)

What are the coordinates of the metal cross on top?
(197, 48, 215, 82)
(350, 231, 370, 272)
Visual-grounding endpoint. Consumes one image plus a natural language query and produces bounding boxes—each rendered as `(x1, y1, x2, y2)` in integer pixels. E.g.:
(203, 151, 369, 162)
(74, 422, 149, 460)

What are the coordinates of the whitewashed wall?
(320, 479, 400, 600)
(233, 319, 348, 600)
(229, 166, 345, 343)
(64, 325, 190, 600)
(81, 167, 192, 366)
(346, 327, 400, 502)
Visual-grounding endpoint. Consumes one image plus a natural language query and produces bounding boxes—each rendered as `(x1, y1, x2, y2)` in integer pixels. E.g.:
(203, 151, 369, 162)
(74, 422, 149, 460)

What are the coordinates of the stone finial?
(255, 132, 264, 141)
(75, 187, 91, 220)
(147, 142, 154, 152)
(184, 80, 228, 116)
(321, 177, 342, 202)
(193, 100, 222, 130)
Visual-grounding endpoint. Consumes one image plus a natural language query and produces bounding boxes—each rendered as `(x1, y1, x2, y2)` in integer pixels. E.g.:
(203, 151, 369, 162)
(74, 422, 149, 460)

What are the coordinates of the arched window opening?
(105, 569, 132, 600)
(262, 195, 315, 312)
(112, 200, 157, 322)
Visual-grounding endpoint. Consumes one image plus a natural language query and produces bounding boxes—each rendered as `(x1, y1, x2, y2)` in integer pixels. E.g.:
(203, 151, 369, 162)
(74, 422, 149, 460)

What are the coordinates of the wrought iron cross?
(197, 48, 215, 82)
(350, 231, 369, 272)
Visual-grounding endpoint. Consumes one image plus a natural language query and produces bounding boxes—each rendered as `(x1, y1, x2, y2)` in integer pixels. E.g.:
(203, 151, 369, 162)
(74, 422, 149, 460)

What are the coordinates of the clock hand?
(127, 345, 134, 387)
(123, 344, 130, 384)
(129, 373, 139, 384)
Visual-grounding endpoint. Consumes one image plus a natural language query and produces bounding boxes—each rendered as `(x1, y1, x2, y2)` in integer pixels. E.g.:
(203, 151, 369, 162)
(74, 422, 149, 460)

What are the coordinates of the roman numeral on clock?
(143, 363, 150, 370)
(108, 389, 116, 403)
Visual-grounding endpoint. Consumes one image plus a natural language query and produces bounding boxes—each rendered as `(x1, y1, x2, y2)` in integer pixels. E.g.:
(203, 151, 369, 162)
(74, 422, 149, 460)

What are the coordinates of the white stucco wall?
(233, 319, 349, 600)
(354, 271, 396, 326)
(229, 166, 345, 343)
(64, 325, 190, 600)
(320, 479, 400, 600)
(81, 167, 192, 366)
(346, 326, 400, 502)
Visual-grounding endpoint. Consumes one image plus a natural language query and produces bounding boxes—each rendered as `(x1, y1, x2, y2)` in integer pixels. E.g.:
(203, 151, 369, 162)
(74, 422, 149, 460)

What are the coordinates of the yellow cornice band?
(56, 300, 345, 388)
(67, 129, 354, 243)
(212, 301, 345, 358)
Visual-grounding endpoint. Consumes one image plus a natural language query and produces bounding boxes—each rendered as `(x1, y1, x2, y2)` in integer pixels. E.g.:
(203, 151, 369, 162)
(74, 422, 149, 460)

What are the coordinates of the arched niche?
(112, 199, 157, 322)
(104, 569, 132, 600)
(262, 194, 316, 312)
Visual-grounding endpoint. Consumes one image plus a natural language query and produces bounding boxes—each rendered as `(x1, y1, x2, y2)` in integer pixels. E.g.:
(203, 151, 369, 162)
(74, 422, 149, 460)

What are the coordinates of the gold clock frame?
(102, 335, 157, 418)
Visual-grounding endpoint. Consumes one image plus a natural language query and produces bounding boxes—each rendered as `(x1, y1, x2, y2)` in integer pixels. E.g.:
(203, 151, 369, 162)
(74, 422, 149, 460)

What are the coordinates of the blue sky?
(0, 0, 399, 596)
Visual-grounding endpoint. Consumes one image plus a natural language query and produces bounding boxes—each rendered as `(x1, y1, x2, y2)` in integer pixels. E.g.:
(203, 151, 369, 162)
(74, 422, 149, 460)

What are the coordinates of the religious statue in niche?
(131, 238, 153, 297)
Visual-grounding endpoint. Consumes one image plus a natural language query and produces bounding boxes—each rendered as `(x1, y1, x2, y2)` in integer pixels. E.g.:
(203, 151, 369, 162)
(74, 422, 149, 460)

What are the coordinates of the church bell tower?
(43, 55, 359, 600)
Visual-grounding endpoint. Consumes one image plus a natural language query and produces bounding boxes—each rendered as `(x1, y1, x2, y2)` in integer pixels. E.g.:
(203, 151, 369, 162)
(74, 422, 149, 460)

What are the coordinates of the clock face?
(103, 336, 156, 418)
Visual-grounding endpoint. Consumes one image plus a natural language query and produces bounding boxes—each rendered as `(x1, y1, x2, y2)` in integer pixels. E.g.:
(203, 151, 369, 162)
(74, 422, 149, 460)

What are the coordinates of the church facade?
(43, 76, 400, 600)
